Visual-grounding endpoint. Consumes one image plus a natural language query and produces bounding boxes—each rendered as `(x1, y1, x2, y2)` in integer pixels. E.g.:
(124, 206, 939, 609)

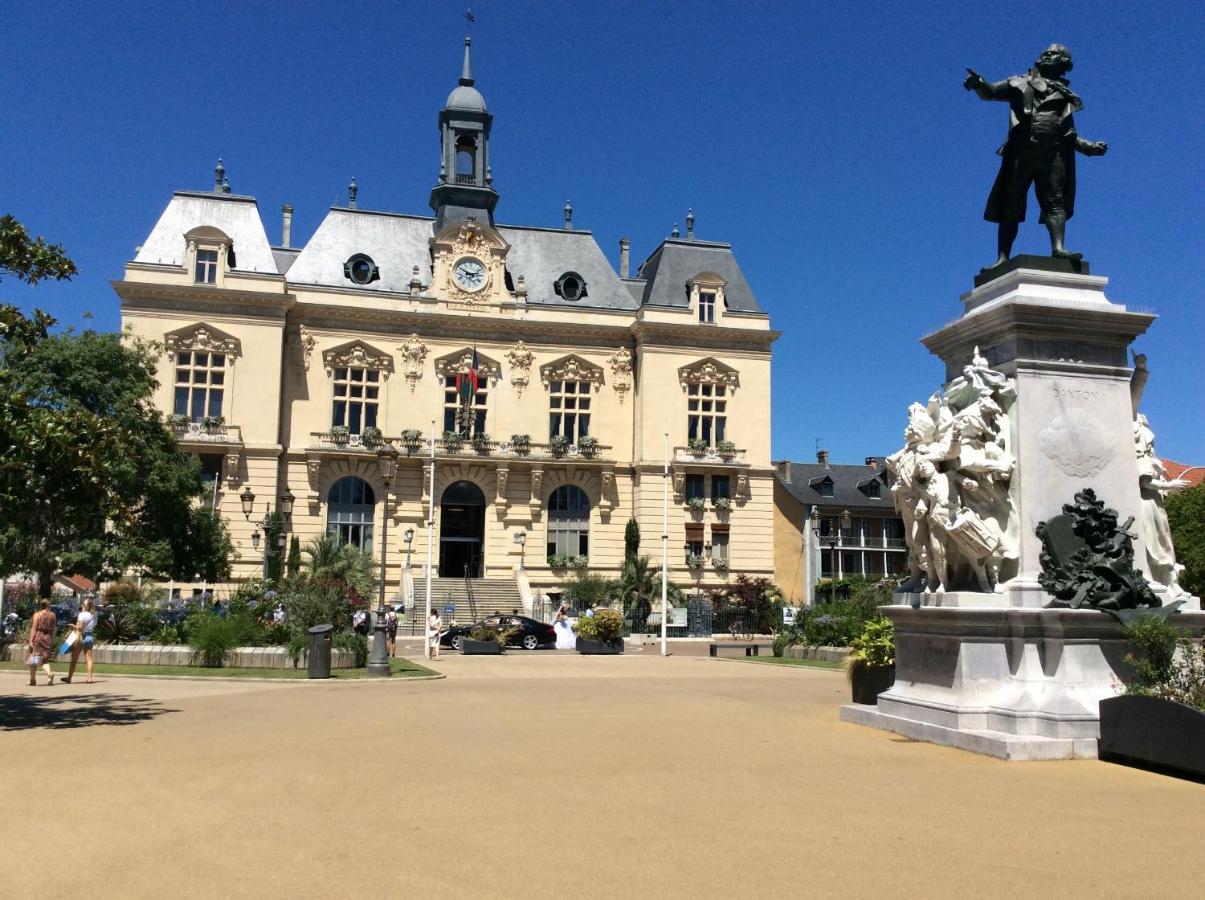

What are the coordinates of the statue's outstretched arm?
(1074, 135, 1108, 156)
(964, 68, 1009, 100)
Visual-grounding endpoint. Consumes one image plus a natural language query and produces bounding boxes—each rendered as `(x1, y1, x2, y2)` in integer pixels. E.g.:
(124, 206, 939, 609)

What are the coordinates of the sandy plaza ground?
(1, 653, 1200, 899)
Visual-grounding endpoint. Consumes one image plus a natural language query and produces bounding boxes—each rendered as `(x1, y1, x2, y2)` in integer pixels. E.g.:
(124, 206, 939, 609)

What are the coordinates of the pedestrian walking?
(427, 609, 443, 660)
(26, 599, 57, 686)
(63, 598, 97, 684)
(385, 606, 399, 657)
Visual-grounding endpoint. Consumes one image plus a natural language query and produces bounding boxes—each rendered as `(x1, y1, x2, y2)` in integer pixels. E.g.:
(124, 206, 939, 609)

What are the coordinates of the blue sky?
(3, 0, 1202, 464)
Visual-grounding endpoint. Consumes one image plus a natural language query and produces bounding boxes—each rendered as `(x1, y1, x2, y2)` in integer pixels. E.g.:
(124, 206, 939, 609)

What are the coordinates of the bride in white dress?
(553, 605, 576, 649)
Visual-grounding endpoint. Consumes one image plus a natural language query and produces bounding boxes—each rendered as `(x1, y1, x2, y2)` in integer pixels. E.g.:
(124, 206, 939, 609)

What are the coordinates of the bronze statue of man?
(965, 44, 1107, 272)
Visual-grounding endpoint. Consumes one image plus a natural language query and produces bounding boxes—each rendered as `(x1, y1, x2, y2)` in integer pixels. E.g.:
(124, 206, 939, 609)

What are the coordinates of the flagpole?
(661, 431, 669, 657)
(424, 418, 436, 659)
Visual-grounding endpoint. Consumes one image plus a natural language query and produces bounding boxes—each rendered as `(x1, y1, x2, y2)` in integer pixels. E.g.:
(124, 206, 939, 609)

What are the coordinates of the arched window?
(547, 485, 590, 559)
(455, 137, 476, 183)
(327, 476, 376, 552)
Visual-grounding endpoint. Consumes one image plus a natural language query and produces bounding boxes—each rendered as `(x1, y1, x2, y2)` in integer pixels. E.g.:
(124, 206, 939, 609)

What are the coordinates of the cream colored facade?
(114, 46, 777, 603)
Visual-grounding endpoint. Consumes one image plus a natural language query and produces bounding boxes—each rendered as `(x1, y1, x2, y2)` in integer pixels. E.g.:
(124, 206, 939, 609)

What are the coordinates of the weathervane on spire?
(464, 8, 475, 32)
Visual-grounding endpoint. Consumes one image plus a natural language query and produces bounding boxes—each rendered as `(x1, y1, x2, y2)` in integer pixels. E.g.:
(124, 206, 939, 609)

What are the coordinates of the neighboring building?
(114, 38, 777, 604)
(773, 451, 907, 605)
(1162, 459, 1204, 489)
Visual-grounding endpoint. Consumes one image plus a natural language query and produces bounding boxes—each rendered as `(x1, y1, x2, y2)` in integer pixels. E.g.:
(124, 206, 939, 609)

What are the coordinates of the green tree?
(287, 535, 302, 577)
(1167, 484, 1205, 597)
(624, 517, 640, 563)
(0, 214, 78, 284)
(0, 306, 232, 596)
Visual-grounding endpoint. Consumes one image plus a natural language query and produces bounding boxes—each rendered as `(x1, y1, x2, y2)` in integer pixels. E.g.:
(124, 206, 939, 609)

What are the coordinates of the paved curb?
(0, 668, 445, 685)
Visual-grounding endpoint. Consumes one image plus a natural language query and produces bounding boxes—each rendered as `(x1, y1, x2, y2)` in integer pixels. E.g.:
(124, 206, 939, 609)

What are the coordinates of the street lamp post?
(404, 527, 416, 571)
(368, 445, 399, 678)
(810, 507, 851, 603)
(514, 529, 527, 572)
(244, 488, 294, 581)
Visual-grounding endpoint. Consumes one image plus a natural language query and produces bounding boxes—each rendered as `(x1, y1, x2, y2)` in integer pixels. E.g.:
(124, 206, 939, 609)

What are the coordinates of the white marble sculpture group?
(887, 349, 1186, 598)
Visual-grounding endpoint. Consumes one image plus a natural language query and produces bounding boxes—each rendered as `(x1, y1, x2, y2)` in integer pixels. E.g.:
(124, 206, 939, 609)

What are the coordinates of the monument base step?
(840, 703, 1099, 761)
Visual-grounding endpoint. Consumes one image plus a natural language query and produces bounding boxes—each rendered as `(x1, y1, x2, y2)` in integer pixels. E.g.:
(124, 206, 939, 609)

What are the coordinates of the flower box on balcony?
(685, 553, 706, 570)
(717, 440, 737, 459)
(401, 429, 423, 452)
(169, 414, 191, 429)
(442, 431, 463, 452)
(203, 415, 225, 434)
(686, 497, 707, 512)
(578, 435, 600, 458)
(687, 438, 708, 456)
(330, 426, 350, 446)
(472, 432, 492, 453)
(550, 435, 570, 458)
(712, 497, 733, 511)
(360, 426, 383, 449)
(510, 434, 532, 454)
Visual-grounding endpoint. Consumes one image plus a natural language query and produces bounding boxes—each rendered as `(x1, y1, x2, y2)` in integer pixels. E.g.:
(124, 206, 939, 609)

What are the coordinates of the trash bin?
(307, 624, 334, 678)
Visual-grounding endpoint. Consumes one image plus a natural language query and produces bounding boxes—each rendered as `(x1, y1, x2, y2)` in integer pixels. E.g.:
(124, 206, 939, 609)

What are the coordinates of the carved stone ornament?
(737, 473, 749, 497)
(1038, 409, 1113, 478)
(306, 456, 322, 487)
(672, 471, 685, 497)
(433, 347, 502, 383)
(164, 323, 241, 359)
(530, 468, 544, 506)
(398, 334, 428, 393)
(539, 354, 604, 387)
(297, 326, 315, 371)
(608, 347, 634, 403)
(322, 340, 394, 378)
(506, 342, 535, 396)
(599, 468, 615, 510)
(224, 451, 241, 486)
(678, 357, 739, 392)
(496, 466, 510, 507)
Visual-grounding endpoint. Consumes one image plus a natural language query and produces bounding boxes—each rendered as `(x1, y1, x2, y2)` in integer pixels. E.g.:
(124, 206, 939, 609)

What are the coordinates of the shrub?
(800, 606, 860, 647)
(332, 631, 368, 666)
(149, 624, 186, 645)
(1121, 616, 1205, 712)
(566, 571, 615, 610)
(103, 582, 142, 606)
(468, 625, 506, 646)
(126, 604, 163, 640)
(850, 617, 894, 669)
(187, 612, 239, 666)
(96, 606, 140, 644)
(575, 609, 623, 643)
(772, 631, 792, 657)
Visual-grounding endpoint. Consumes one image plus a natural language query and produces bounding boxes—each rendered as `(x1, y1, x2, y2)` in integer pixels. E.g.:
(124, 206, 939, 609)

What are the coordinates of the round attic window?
(555, 272, 586, 301)
(344, 254, 380, 286)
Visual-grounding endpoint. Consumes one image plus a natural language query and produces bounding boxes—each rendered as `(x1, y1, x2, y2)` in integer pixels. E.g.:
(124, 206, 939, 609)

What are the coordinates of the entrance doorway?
(439, 480, 486, 577)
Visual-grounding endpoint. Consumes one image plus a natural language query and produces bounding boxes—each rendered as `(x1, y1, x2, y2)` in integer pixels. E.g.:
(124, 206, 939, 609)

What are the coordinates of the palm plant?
(617, 555, 683, 628)
(302, 535, 377, 596)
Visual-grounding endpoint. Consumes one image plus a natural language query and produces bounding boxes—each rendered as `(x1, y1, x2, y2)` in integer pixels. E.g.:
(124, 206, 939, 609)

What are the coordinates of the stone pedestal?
(844, 266, 1201, 760)
(841, 606, 1205, 760)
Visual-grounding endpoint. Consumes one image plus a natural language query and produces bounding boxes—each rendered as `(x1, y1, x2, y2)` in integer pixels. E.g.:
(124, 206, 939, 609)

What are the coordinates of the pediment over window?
(540, 353, 604, 387)
(164, 322, 241, 358)
(689, 271, 727, 288)
(322, 340, 394, 378)
(433, 347, 502, 382)
(678, 357, 739, 391)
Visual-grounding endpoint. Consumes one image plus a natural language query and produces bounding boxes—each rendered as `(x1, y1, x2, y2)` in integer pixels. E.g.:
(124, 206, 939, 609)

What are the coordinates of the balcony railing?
(172, 422, 243, 445)
(822, 534, 907, 550)
(308, 432, 614, 463)
(673, 445, 747, 465)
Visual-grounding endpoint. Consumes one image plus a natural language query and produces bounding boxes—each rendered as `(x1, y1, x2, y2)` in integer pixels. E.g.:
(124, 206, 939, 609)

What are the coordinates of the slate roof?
(284, 209, 433, 294)
(133, 191, 278, 275)
(636, 238, 764, 314)
(272, 247, 300, 275)
(775, 460, 893, 511)
(498, 225, 637, 310)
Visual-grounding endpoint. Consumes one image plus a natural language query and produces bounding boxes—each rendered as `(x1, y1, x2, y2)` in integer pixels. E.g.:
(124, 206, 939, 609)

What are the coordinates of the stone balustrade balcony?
(172, 421, 243, 447)
(307, 432, 614, 465)
(673, 444, 747, 465)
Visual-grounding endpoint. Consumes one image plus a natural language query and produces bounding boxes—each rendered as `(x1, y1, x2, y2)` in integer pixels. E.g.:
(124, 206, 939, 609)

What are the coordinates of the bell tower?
(430, 36, 500, 230)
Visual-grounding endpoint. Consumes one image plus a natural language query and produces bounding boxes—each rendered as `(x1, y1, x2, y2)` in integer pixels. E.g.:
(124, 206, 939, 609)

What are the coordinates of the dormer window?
(810, 475, 834, 498)
(865, 480, 881, 499)
(344, 254, 380, 286)
(195, 249, 218, 284)
(699, 291, 716, 323)
(554, 272, 587, 302)
(687, 272, 726, 325)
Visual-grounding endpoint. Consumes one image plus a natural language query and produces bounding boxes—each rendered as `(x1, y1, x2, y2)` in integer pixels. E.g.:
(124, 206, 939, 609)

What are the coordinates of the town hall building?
(115, 38, 778, 610)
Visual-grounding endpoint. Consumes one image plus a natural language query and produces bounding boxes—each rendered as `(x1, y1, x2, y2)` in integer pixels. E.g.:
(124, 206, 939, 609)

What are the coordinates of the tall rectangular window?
(331, 367, 379, 435)
(443, 374, 487, 436)
(687, 383, 727, 446)
(195, 249, 218, 284)
(711, 530, 729, 563)
(684, 474, 706, 501)
(685, 525, 705, 561)
(173, 350, 225, 422)
(698, 291, 716, 323)
(711, 475, 731, 500)
(548, 379, 591, 441)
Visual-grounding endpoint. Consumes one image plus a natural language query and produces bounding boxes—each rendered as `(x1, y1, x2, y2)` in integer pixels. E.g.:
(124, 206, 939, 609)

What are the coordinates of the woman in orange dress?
(26, 599, 57, 686)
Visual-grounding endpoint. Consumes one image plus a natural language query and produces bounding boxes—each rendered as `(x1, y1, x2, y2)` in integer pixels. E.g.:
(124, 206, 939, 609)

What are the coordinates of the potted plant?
(548, 554, 569, 569)
(168, 413, 190, 429)
(717, 439, 737, 459)
(461, 624, 506, 655)
(847, 617, 895, 704)
(401, 428, 423, 452)
(713, 496, 733, 511)
(1098, 617, 1205, 778)
(550, 434, 570, 458)
(576, 608, 625, 655)
(202, 414, 225, 434)
(472, 432, 492, 453)
(330, 425, 350, 446)
(510, 433, 532, 454)
(360, 426, 383, 449)
(442, 430, 463, 452)
(712, 558, 729, 573)
(685, 552, 705, 570)
(578, 435, 600, 458)
(571, 554, 589, 569)
(687, 437, 708, 456)
(686, 496, 707, 513)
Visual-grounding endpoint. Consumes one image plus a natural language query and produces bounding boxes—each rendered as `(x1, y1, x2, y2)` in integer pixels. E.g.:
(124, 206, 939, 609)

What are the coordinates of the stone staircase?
(422, 577, 524, 624)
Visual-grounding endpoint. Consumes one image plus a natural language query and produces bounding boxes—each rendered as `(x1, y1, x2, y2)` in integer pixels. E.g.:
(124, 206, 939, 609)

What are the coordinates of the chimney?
(618, 237, 631, 278)
(776, 461, 791, 483)
(865, 456, 877, 469)
(280, 204, 293, 248)
(817, 449, 829, 468)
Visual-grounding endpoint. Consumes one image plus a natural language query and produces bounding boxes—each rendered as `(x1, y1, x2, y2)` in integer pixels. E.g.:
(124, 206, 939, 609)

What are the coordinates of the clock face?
(452, 257, 487, 292)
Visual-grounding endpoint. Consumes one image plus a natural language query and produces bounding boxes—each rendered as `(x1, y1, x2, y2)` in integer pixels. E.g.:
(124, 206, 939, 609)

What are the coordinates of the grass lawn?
(730, 656, 845, 670)
(0, 657, 438, 679)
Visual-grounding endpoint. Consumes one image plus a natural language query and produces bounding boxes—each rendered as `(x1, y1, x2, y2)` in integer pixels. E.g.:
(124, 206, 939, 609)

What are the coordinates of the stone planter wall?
(783, 645, 851, 662)
(6, 643, 358, 669)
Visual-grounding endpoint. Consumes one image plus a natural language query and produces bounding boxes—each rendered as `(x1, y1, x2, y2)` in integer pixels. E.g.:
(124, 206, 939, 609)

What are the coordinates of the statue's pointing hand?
(964, 68, 986, 91)
(1084, 141, 1108, 156)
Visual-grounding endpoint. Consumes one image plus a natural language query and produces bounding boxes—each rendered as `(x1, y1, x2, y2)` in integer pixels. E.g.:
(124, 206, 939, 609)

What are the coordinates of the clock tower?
(429, 35, 500, 231)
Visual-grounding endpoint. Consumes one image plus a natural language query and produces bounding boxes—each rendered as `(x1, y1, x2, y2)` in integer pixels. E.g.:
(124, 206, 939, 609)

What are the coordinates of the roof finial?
(671, 222, 680, 238)
(457, 9, 472, 86)
(686, 208, 695, 239)
(348, 177, 358, 209)
(563, 200, 573, 230)
(221, 177, 231, 194)
(214, 158, 225, 192)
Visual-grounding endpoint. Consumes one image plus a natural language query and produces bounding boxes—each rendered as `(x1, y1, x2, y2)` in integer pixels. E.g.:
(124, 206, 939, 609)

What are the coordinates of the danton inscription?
(1051, 385, 1098, 401)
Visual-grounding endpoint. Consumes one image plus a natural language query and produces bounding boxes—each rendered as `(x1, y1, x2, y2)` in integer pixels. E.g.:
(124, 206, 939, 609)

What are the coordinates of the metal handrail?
(464, 564, 478, 622)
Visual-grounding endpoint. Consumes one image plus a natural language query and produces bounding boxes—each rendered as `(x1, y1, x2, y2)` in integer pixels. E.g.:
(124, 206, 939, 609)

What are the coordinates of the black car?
(440, 614, 556, 651)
